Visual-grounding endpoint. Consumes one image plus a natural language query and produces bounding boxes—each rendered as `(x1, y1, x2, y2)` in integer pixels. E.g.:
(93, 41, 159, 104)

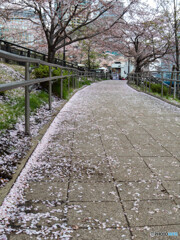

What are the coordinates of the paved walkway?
(1, 81, 180, 240)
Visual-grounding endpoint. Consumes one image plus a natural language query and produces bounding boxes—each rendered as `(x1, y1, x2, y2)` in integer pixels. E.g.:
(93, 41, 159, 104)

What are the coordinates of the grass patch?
(79, 77, 91, 88)
(0, 90, 48, 131)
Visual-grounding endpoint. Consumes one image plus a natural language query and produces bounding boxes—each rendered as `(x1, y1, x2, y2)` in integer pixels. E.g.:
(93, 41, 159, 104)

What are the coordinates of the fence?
(0, 49, 106, 134)
(0, 39, 83, 69)
(128, 71, 180, 99)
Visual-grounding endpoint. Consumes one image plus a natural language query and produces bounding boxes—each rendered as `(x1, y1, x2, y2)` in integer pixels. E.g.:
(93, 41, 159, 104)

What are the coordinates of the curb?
(128, 83, 180, 109)
(0, 85, 88, 206)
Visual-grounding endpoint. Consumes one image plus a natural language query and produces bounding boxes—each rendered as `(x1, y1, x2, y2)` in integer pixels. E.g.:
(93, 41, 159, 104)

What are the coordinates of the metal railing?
(128, 71, 180, 99)
(0, 39, 84, 70)
(0, 49, 106, 134)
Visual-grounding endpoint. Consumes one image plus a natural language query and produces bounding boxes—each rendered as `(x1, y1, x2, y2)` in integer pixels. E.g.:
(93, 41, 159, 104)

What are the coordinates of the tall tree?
(98, 2, 173, 72)
(2, 0, 137, 62)
(157, 0, 180, 72)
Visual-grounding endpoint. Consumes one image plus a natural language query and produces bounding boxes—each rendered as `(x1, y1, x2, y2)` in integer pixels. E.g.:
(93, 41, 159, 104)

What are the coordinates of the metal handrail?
(0, 39, 46, 55)
(128, 71, 180, 99)
(0, 49, 105, 134)
(0, 50, 77, 69)
(0, 39, 80, 69)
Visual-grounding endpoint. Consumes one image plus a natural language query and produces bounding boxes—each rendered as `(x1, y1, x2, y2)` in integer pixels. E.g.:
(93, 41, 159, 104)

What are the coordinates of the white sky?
(143, 0, 157, 8)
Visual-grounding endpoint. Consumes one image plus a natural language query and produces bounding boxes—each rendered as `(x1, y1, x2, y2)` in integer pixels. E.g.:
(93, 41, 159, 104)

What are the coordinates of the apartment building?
(0, 10, 37, 47)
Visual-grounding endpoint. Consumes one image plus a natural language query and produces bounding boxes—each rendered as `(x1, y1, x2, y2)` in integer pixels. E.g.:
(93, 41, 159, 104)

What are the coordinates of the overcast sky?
(143, 0, 157, 7)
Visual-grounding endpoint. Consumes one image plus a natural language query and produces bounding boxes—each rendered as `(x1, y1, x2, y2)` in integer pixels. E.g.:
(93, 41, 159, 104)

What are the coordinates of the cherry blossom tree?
(99, 3, 173, 72)
(2, 0, 137, 62)
(156, 0, 180, 72)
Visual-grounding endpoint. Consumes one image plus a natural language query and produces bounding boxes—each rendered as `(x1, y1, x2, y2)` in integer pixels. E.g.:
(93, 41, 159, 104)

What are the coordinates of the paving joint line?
(132, 117, 175, 159)
(95, 120, 134, 240)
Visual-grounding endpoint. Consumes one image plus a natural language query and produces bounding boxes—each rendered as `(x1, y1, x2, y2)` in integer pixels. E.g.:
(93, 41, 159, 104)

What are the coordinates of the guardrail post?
(49, 66, 52, 110)
(145, 73, 147, 92)
(149, 72, 151, 92)
(174, 73, 176, 99)
(73, 71, 75, 88)
(75, 70, 78, 88)
(81, 71, 83, 84)
(161, 72, 164, 97)
(140, 73, 142, 87)
(27, 50, 30, 57)
(143, 72, 145, 92)
(25, 62, 30, 135)
(76, 71, 78, 86)
(137, 73, 139, 86)
(133, 73, 135, 84)
(60, 69, 63, 99)
(68, 71, 70, 91)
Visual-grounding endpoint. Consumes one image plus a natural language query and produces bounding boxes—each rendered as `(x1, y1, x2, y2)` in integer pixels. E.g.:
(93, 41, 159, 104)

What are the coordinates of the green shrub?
(63, 78, 69, 99)
(34, 65, 49, 78)
(150, 83, 168, 96)
(34, 66, 92, 99)
(79, 77, 91, 88)
(150, 83, 161, 93)
(34, 65, 71, 98)
(146, 81, 150, 87)
(53, 68, 61, 76)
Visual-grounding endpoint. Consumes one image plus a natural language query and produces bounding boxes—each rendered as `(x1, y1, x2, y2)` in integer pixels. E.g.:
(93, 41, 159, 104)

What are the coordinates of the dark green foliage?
(150, 83, 168, 95)
(34, 65, 93, 99)
(63, 78, 69, 99)
(34, 65, 71, 97)
(34, 65, 49, 78)
(140, 81, 168, 96)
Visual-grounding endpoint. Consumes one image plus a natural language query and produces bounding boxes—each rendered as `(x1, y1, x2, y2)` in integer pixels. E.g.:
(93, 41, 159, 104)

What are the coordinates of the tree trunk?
(48, 46, 56, 63)
(135, 65, 141, 73)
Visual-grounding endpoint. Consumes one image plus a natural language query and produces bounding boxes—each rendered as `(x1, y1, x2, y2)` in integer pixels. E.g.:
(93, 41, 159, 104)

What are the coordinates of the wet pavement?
(0, 80, 180, 240)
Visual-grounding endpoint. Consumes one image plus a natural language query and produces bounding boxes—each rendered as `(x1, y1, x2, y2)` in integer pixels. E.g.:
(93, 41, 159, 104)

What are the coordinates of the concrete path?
(1, 81, 180, 240)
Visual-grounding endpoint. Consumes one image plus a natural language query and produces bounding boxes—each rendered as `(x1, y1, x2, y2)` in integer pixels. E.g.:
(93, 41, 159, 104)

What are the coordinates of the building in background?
(99, 52, 134, 78)
(0, 10, 38, 47)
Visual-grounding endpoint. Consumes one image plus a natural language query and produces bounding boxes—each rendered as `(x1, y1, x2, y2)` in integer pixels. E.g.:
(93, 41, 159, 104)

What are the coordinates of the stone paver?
(67, 202, 127, 228)
(69, 182, 118, 201)
(117, 180, 169, 200)
(112, 166, 156, 182)
(151, 166, 180, 181)
(2, 81, 180, 239)
(163, 181, 180, 199)
(123, 200, 179, 226)
(143, 156, 180, 167)
(71, 229, 131, 240)
(25, 182, 68, 201)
